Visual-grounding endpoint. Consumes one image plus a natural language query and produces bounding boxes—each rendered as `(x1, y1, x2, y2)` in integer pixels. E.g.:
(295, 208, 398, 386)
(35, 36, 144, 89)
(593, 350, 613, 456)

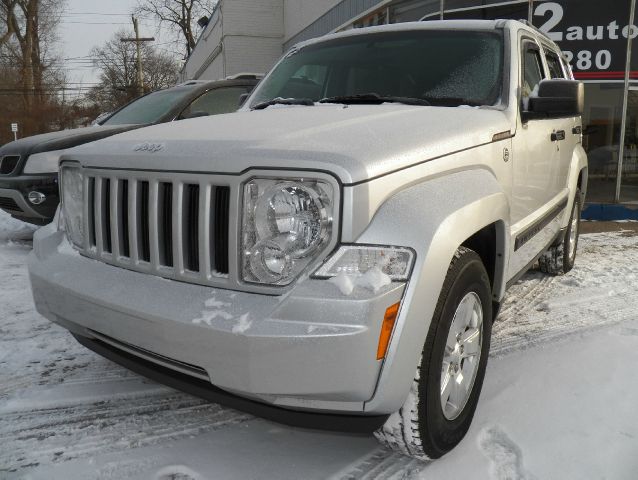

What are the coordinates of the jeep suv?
(28, 20, 587, 459)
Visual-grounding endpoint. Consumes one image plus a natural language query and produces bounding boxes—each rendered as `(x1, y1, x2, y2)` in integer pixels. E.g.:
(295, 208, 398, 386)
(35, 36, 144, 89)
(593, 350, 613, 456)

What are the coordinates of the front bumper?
(29, 224, 406, 415)
(0, 173, 59, 223)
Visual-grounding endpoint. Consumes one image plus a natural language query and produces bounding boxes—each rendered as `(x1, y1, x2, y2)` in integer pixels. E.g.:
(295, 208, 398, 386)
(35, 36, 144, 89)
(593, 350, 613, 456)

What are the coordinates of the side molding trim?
(514, 197, 568, 251)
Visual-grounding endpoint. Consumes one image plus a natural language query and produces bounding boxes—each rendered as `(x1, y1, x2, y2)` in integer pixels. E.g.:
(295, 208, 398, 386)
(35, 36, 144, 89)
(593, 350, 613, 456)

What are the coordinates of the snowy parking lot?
(2, 211, 638, 480)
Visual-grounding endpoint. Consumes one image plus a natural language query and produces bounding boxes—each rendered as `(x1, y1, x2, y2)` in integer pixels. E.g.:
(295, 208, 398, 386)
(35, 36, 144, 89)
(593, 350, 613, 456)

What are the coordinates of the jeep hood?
(66, 105, 511, 184)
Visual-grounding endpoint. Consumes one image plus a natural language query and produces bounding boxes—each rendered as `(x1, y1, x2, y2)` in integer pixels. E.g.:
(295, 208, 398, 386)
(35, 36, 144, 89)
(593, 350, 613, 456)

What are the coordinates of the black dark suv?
(0, 76, 259, 224)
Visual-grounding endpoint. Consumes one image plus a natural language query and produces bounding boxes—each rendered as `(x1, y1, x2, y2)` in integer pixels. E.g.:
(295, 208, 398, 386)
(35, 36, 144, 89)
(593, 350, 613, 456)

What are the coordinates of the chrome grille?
(82, 170, 232, 287)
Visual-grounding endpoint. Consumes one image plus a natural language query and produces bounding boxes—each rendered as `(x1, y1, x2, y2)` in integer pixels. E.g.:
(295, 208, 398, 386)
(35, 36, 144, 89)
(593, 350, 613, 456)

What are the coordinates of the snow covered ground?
(1, 210, 638, 479)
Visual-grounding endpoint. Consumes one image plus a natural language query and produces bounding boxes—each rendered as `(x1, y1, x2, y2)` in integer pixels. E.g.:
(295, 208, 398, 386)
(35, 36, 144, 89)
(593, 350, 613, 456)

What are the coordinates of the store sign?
(533, 0, 634, 80)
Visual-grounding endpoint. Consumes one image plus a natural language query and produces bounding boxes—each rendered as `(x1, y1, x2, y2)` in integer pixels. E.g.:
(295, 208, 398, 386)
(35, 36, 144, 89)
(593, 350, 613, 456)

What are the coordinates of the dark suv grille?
(0, 156, 20, 174)
(84, 172, 231, 283)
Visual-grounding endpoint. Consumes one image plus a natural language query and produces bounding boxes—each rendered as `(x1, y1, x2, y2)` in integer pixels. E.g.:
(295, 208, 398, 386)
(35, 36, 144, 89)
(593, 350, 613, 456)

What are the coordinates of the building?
(182, 0, 638, 219)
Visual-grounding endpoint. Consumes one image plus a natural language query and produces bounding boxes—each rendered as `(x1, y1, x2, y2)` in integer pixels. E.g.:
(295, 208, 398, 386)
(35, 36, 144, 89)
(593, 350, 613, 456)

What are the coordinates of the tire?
(538, 189, 581, 275)
(374, 247, 492, 460)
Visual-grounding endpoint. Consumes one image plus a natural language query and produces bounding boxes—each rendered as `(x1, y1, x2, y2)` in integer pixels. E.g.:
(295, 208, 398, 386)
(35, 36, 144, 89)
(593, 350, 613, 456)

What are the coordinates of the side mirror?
(524, 79, 584, 121)
(238, 93, 250, 107)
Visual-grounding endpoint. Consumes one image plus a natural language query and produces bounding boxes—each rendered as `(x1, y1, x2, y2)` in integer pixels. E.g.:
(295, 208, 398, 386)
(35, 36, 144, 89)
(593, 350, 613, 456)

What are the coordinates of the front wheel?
(375, 247, 492, 459)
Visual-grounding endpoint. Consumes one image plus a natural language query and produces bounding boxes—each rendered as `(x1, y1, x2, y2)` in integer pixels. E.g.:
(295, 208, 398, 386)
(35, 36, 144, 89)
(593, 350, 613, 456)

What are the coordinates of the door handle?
(551, 130, 566, 141)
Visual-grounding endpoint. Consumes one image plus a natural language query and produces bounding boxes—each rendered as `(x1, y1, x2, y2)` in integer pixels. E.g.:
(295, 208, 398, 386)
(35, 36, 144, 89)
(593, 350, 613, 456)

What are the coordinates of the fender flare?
(562, 144, 588, 226)
(354, 168, 510, 414)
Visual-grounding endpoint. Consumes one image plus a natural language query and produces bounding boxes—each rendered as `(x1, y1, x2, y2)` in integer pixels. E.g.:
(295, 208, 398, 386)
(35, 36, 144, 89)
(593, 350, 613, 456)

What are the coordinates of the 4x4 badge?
(503, 148, 510, 162)
(134, 142, 165, 153)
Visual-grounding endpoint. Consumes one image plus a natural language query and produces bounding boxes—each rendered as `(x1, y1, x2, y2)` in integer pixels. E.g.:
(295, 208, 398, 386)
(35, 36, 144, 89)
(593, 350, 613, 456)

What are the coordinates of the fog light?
(28, 191, 46, 205)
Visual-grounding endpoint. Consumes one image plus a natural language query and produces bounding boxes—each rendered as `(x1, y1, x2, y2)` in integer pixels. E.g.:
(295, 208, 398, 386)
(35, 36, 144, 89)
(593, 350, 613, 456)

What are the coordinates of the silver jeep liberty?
(29, 20, 587, 459)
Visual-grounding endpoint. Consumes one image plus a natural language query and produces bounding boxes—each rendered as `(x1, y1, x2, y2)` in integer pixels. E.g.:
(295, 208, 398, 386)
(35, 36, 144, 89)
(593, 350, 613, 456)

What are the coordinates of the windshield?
(249, 29, 504, 108)
(102, 87, 195, 125)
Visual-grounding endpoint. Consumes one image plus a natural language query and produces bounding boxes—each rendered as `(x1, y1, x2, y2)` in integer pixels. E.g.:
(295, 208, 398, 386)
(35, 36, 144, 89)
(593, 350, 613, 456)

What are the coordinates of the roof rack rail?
(518, 19, 553, 42)
(176, 80, 210, 87)
(225, 72, 265, 80)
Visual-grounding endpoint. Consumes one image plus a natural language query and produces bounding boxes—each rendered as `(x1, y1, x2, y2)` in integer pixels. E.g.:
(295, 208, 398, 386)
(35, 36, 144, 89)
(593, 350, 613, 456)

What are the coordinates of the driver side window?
(522, 43, 544, 110)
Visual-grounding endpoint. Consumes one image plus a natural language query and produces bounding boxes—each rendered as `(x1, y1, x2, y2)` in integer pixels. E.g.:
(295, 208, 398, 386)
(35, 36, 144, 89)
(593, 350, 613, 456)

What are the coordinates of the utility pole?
(121, 16, 155, 97)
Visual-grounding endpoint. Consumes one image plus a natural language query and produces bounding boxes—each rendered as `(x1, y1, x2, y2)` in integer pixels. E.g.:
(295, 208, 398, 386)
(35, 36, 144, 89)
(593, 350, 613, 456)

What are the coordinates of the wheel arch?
(461, 220, 508, 317)
(564, 145, 588, 226)
(357, 168, 510, 414)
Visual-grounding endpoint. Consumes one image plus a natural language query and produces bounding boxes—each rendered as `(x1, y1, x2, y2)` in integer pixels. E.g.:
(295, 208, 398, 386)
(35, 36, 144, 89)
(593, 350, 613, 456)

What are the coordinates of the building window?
(582, 84, 624, 203)
(619, 88, 638, 202)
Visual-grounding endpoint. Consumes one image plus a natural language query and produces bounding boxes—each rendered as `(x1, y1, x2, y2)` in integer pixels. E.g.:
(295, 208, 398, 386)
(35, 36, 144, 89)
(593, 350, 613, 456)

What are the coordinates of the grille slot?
(102, 179, 112, 253)
(184, 184, 200, 272)
(119, 180, 130, 258)
(0, 197, 20, 211)
(84, 171, 231, 286)
(0, 155, 20, 175)
(88, 177, 96, 247)
(139, 181, 150, 262)
(214, 186, 230, 274)
(159, 182, 173, 267)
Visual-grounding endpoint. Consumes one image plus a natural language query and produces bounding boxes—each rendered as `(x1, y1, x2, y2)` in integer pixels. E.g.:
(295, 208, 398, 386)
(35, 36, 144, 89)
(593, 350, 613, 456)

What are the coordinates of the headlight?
(242, 177, 334, 285)
(313, 245, 415, 281)
(60, 164, 84, 247)
(23, 149, 65, 174)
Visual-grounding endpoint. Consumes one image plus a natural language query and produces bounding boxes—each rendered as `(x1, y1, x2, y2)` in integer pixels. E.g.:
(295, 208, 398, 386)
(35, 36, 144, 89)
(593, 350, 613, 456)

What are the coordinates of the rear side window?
(545, 50, 566, 79)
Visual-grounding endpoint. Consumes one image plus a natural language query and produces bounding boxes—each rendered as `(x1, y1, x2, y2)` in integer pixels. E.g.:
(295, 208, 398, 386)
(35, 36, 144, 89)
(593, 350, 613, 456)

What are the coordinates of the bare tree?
(136, 0, 215, 56)
(1, 0, 63, 106)
(87, 29, 179, 114)
(0, 0, 68, 142)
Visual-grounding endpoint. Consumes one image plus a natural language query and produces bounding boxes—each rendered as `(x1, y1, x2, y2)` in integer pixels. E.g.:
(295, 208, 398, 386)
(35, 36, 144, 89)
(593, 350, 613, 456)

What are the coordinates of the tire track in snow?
(0, 393, 252, 472)
(492, 232, 638, 356)
(331, 448, 425, 480)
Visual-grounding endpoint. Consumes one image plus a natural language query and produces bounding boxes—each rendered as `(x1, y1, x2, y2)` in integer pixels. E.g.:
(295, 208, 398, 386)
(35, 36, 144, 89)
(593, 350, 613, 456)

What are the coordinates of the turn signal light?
(377, 302, 400, 360)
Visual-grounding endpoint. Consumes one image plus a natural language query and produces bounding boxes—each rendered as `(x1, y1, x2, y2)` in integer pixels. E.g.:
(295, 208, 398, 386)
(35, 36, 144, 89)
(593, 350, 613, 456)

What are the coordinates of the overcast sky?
(59, 0, 173, 94)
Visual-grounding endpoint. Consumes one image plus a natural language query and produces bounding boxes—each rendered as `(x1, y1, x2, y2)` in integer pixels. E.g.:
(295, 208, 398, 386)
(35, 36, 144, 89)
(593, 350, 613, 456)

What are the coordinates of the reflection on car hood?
(65, 105, 510, 184)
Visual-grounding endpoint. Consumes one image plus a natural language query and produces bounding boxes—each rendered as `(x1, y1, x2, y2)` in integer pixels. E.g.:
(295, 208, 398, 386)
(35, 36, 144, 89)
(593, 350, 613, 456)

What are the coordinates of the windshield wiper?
(420, 96, 484, 108)
(251, 97, 315, 110)
(319, 93, 430, 106)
